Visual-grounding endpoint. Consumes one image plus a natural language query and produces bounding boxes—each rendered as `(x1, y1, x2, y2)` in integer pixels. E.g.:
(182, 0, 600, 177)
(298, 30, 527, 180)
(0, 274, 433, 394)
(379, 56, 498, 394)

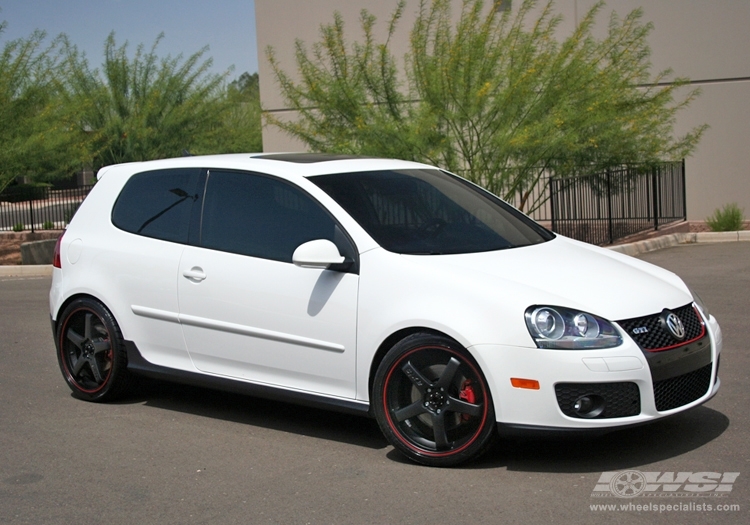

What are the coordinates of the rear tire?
(373, 333, 496, 467)
(56, 297, 133, 402)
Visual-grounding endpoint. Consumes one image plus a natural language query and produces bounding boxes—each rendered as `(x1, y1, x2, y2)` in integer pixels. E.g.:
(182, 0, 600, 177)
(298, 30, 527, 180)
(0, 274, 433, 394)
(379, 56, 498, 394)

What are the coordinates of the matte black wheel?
(56, 298, 132, 402)
(373, 333, 496, 467)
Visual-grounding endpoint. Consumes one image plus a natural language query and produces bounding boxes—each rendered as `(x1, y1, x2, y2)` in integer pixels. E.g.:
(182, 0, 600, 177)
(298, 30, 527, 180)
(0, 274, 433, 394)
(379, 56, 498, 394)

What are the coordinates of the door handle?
(182, 267, 207, 282)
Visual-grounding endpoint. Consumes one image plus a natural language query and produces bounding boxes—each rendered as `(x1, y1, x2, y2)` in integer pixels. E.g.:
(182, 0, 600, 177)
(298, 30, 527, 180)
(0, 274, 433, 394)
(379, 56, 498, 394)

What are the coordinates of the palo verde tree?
(267, 0, 706, 212)
(0, 22, 85, 193)
(60, 33, 258, 171)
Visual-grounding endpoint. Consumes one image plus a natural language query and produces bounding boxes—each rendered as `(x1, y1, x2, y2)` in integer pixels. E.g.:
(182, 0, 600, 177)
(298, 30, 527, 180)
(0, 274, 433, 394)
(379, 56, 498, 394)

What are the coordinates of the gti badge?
(660, 310, 686, 341)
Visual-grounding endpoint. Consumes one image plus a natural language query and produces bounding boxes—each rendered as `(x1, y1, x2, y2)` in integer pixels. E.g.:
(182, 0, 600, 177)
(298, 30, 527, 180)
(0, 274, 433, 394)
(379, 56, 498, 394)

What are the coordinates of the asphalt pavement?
(0, 243, 747, 524)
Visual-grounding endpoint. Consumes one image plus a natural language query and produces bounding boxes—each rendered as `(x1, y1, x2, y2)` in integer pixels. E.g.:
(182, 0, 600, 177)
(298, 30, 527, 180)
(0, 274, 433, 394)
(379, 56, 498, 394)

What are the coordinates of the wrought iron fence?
(549, 161, 686, 245)
(0, 185, 94, 232)
(501, 179, 553, 225)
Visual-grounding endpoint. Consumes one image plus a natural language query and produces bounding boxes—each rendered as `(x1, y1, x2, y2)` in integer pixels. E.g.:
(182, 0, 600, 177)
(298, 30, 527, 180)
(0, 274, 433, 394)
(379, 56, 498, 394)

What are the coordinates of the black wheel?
(373, 333, 496, 467)
(56, 297, 132, 402)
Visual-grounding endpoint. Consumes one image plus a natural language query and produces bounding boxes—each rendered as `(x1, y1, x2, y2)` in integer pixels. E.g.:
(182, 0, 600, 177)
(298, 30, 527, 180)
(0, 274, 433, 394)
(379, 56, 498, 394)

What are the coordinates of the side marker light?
(510, 378, 540, 390)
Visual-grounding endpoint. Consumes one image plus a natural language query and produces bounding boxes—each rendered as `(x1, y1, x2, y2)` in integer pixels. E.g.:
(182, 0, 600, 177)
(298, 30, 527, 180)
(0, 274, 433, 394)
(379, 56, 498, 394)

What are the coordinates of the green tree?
(267, 0, 706, 211)
(0, 22, 85, 192)
(61, 33, 258, 170)
(230, 71, 260, 98)
(220, 71, 263, 153)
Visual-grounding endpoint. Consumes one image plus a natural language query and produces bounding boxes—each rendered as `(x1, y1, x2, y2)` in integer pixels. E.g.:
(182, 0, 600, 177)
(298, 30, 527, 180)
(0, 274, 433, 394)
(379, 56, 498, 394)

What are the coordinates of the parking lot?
(0, 242, 747, 524)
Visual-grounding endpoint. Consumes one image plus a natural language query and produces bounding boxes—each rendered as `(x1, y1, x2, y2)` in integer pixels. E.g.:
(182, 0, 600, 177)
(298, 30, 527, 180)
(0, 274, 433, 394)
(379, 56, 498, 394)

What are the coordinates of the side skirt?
(124, 341, 372, 418)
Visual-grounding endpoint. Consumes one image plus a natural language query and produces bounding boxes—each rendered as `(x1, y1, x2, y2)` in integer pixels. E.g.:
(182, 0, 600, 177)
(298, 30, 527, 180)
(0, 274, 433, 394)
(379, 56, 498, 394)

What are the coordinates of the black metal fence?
(0, 185, 94, 233)
(549, 161, 686, 245)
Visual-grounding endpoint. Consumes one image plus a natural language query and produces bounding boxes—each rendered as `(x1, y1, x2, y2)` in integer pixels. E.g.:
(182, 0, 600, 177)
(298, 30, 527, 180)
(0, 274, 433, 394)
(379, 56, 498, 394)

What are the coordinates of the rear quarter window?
(111, 168, 201, 243)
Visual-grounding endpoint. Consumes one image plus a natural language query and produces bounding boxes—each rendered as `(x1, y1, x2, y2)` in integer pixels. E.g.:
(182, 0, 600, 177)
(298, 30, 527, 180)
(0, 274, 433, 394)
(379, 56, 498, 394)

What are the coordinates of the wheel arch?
(368, 326, 465, 402)
(53, 293, 113, 334)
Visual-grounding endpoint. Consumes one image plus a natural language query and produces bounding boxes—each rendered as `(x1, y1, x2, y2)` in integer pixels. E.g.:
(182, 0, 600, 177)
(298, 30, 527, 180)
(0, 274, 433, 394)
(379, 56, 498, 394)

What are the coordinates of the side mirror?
(292, 239, 346, 269)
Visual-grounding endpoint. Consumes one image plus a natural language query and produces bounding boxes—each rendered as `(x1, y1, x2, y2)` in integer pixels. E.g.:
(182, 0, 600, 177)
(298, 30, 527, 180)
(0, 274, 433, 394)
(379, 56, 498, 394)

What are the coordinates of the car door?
(177, 170, 359, 398)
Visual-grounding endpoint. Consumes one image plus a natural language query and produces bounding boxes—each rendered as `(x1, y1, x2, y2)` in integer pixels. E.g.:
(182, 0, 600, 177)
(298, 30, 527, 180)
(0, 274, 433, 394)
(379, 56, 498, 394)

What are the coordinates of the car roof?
(96, 153, 436, 181)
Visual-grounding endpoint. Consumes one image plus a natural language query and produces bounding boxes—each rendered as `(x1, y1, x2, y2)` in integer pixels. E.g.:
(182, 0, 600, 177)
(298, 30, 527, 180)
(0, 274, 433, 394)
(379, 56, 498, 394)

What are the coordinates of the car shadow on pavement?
(470, 405, 729, 472)
(109, 378, 729, 468)
(118, 377, 389, 450)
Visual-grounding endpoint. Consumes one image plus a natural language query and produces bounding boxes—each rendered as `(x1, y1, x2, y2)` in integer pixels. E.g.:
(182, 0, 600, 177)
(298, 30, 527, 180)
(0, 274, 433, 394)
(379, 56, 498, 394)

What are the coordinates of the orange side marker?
(510, 378, 540, 390)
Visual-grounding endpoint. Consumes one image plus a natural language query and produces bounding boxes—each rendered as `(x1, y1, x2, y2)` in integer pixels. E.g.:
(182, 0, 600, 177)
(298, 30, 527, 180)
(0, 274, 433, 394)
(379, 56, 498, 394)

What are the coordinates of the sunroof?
(253, 153, 373, 164)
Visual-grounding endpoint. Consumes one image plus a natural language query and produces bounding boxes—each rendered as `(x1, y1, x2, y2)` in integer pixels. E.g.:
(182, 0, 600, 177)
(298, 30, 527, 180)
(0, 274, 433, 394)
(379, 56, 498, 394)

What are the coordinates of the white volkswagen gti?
(49, 153, 722, 466)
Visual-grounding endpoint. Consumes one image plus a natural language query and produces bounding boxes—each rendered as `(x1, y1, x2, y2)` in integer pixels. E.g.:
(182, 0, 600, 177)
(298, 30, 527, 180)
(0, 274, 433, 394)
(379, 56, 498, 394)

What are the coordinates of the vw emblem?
(662, 311, 686, 341)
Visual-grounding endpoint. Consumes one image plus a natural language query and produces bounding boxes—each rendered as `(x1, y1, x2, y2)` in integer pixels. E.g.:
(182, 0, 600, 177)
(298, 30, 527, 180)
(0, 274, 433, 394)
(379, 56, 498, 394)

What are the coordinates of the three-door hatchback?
(50, 153, 722, 466)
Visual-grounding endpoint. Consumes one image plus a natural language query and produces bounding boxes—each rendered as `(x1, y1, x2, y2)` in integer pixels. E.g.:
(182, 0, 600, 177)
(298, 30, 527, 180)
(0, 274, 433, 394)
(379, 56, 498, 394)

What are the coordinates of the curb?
(608, 231, 750, 256)
(0, 265, 53, 277)
(1, 231, 748, 278)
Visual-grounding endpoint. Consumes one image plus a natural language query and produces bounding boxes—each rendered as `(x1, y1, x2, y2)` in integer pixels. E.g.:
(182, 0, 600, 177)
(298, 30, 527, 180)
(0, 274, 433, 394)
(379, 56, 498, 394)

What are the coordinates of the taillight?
(53, 232, 65, 268)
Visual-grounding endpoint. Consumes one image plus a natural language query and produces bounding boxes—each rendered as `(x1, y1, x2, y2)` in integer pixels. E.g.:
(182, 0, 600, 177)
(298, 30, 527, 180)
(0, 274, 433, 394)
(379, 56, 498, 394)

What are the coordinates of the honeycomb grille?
(555, 382, 640, 419)
(617, 303, 704, 351)
(653, 363, 712, 411)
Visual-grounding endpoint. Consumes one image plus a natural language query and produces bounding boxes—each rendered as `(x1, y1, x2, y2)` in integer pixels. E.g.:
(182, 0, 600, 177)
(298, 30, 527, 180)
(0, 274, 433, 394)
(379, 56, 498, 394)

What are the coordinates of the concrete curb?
(608, 231, 750, 256)
(0, 231, 748, 277)
(0, 265, 53, 277)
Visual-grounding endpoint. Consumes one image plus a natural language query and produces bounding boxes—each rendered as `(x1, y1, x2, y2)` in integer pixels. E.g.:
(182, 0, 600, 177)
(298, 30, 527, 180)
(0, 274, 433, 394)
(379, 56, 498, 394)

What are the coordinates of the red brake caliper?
(459, 380, 476, 422)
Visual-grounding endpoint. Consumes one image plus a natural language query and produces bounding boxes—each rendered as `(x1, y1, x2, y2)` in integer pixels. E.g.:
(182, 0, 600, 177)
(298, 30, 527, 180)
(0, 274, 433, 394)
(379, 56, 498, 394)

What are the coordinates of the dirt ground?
(0, 238, 25, 265)
(0, 231, 61, 265)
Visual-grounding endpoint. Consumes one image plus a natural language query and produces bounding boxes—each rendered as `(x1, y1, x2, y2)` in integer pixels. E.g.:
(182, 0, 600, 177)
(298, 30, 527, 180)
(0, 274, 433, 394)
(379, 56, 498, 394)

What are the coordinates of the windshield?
(310, 169, 553, 255)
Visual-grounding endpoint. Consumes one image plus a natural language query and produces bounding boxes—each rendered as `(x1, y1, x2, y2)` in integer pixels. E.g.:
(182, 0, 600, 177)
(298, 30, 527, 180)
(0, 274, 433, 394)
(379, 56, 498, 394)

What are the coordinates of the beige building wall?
(256, 0, 750, 220)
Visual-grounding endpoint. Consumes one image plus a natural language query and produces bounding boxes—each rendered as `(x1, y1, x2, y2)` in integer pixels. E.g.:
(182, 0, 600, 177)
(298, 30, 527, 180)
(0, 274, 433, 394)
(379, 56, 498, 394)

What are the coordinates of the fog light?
(572, 395, 605, 418)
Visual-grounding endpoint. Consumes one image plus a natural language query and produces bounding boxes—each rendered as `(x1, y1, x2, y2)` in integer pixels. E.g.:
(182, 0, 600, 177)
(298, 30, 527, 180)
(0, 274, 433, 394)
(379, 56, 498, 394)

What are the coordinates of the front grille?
(555, 382, 640, 418)
(618, 303, 704, 351)
(653, 363, 712, 411)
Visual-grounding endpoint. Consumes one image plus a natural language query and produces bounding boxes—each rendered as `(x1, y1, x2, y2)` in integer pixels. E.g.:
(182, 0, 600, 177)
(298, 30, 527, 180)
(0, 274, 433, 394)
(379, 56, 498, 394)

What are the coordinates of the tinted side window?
(200, 170, 338, 262)
(112, 168, 201, 244)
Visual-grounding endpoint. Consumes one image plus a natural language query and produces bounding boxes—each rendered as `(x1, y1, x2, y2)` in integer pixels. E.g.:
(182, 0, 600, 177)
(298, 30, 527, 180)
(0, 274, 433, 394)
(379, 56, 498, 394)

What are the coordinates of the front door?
(177, 170, 359, 398)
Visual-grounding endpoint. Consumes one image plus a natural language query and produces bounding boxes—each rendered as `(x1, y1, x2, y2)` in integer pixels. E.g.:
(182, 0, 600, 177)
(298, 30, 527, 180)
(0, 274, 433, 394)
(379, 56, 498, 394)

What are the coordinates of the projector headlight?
(525, 306, 623, 349)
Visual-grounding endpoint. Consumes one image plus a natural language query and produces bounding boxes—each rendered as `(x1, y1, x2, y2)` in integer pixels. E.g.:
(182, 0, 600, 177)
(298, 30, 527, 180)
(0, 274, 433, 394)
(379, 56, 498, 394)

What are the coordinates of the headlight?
(689, 286, 710, 320)
(524, 306, 623, 349)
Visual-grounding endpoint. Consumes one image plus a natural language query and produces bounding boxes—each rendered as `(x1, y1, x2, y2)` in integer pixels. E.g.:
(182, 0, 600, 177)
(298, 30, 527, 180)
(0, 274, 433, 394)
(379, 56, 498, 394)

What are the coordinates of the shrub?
(0, 183, 50, 203)
(706, 203, 745, 232)
(12, 223, 25, 232)
(42, 220, 54, 230)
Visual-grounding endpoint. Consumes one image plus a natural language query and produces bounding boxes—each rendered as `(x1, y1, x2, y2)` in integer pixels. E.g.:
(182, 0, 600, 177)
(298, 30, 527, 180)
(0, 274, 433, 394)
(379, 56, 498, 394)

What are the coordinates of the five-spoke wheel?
(373, 333, 496, 467)
(56, 298, 132, 401)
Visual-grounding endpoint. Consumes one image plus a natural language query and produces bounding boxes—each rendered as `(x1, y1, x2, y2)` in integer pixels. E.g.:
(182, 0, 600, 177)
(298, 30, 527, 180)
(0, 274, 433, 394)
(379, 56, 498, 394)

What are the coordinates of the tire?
(373, 333, 496, 467)
(56, 297, 133, 402)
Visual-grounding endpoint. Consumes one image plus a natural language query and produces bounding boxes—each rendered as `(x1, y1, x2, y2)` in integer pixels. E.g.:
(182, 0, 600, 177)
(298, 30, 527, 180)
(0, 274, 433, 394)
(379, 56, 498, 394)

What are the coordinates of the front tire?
(56, 297, 132, 402)
(373, 333, 496, 467)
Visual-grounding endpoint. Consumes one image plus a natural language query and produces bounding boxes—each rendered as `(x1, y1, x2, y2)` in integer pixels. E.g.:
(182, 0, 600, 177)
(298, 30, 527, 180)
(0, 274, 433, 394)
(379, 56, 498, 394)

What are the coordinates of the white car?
(49, 153, 722, 466)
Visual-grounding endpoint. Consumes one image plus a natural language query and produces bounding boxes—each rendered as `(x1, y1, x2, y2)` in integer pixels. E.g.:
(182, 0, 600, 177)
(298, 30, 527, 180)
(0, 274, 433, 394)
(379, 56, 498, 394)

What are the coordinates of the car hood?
(399, 235, 692, 321)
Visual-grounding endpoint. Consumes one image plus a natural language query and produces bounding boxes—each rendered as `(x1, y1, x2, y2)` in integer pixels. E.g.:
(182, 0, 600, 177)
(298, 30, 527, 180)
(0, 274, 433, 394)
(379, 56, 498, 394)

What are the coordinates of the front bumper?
(469, 314, 722, 430)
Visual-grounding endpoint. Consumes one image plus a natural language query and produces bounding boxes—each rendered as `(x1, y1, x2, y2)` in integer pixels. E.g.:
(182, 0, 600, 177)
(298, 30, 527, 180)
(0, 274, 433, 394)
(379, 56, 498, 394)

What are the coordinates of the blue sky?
(0, 0, 258, 80)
